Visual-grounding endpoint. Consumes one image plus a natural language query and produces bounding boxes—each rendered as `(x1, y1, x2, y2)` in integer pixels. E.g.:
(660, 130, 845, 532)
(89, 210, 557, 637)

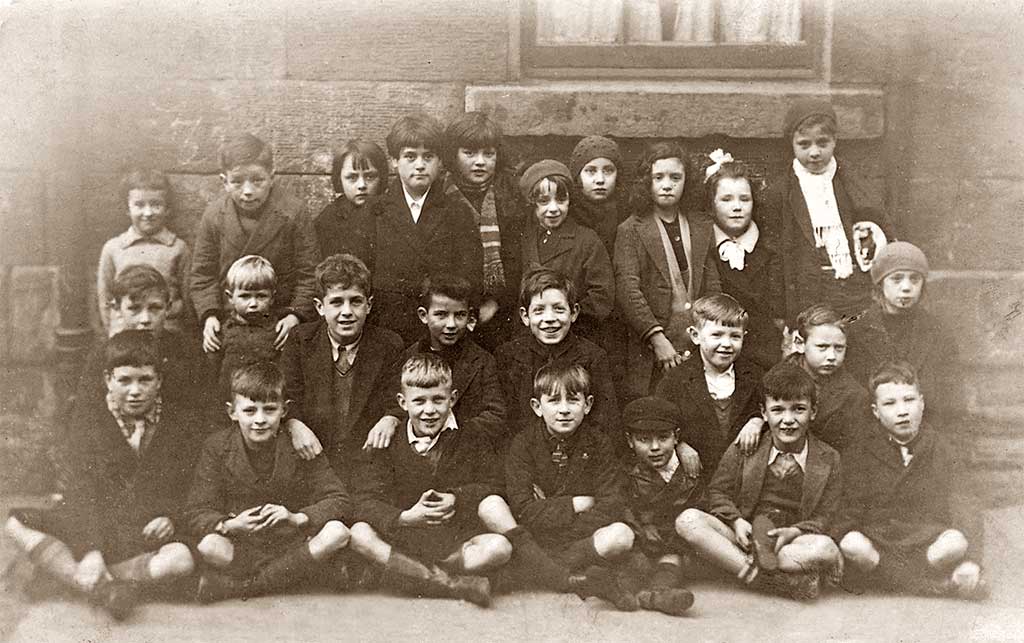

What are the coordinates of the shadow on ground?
(0, 499, 1021, 642)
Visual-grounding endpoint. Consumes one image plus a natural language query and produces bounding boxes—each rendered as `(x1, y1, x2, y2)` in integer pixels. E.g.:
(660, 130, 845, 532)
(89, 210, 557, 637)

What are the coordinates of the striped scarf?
(447, 181, 506, 294)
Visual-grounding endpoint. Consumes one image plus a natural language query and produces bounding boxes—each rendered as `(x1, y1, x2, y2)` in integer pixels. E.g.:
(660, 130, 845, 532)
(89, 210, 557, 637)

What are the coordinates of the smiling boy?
(676, 362, 842, 600)
(280, 254, 404, 481)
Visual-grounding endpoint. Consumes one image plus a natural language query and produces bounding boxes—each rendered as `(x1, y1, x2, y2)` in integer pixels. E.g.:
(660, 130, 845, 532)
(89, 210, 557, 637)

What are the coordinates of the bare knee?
(197, 534, 234, 568)
(805, 534, 840, 561)
(840, 531, 879, 571)
(675, 508, 708, 538)
(153, 542, 194, 578)
(477, 495, 517, 533)
(595, 522, 634, 558)
(479, 534, 513, 566)
(347, 522, 378, 555)
(317, 521, 351, 551)
(928, 529, 968, 567)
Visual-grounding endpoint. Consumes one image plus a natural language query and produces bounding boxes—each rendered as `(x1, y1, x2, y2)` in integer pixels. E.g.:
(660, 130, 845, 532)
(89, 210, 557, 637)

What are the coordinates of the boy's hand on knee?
(74, 550, 110, 592)
(142, 516, 175, 542)
(677, 443, 702, 478)
(274, 314, 301, 350)
(287, 419, 323, 460)
(732, 518, 753, 551)
(363, 416, 400, 451)
(202, 316, 222, 353)
(768, 527, 802, 554)
(734, 418, 765, 456)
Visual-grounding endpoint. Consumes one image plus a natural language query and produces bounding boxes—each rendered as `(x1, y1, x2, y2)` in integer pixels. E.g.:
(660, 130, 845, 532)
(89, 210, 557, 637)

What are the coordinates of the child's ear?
(417, 306, 429, 325)
(366, 295, 373, 315)
(570, 303, 581, 323)
(314, 298, 325, 317)
(809, 404, 817, 422)
(389, 156, 399, 173)
(282, 399, 291, 418)
(870, 402, 880, 422)
(529, 397, 543, 418)
(450, 388, 461, 404)
(583, 394, 595, 415)
(224, 288, 233, 301)
(225, 401, 236, 421)
(396, 392, 408, 412)
(519, 307, 530, 327)
(219, 173, 228, 189)
(687, 325, 700, 345)
(760, 403, 767, 422)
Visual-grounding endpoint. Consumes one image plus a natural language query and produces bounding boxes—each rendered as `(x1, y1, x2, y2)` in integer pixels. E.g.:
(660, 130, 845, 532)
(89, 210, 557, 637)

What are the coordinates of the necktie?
(551, 440, 569, 471)
(335, 349, 352, 376)
(769, 452, 799, 479)
(898, 444, 914, 467)
(125, 420, 145, 454)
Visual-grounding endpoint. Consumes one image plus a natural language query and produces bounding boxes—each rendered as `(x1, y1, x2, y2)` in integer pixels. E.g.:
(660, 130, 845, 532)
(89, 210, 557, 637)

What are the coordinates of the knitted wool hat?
(622, 396, 681, 435)
(782, 99, 838, 142)
(569, 135, 623, 180)
(870, 241, 929, 284)
(518, 159, 572, 200)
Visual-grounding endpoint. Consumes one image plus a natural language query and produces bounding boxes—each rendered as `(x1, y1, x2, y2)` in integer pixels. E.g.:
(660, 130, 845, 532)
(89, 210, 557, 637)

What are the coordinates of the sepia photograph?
(0, 0, 1021, 640)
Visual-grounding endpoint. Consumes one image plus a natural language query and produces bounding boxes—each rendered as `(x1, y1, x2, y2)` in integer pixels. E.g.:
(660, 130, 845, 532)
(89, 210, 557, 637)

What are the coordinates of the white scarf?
(714, 221, 759, 271)
(792, 157, 852, 279)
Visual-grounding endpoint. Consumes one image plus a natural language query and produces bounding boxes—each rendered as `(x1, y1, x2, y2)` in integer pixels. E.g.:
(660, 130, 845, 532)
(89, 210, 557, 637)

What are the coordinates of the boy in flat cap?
(618, 396, 701, 615)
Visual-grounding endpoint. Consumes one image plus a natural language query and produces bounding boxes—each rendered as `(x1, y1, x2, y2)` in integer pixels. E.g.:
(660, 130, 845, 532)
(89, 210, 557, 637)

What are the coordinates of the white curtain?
(536, 0, 802, 45)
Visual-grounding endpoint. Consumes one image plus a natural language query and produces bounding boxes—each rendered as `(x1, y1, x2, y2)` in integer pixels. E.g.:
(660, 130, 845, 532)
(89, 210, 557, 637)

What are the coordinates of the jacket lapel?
(730, 360, 759, 428)
(800, 437, 831, 518)
(413, 187, 445, 242)
(268, 431, 298, 490)
(349, 328, 387, 433)
(225, 430, 260, 488)
(242, 193, 288, 256)
(740, 439, 771, 516)
(786, 177, 819, 249)
(537, 220, 576, 265)
(639, 216, 672, 288)
(219, 198, 250, 259)
(304, 324, 336, 434)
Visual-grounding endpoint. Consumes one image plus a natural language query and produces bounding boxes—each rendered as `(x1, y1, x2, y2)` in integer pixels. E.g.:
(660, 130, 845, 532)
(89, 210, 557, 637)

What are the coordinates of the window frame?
(519, 0, 828, 80)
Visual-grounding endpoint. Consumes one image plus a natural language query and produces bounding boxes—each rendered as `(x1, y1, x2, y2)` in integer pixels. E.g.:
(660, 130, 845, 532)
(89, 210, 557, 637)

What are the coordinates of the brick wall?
(0, 0, 1021, 498)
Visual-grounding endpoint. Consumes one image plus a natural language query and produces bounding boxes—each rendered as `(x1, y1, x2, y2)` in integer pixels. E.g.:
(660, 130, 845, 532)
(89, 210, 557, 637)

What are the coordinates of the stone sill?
(465, 81, 885, 139)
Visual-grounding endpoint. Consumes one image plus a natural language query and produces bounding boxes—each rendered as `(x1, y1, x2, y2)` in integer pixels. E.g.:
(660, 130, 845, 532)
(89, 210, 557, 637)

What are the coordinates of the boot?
(636, 587, 694, 616)
(504, 527, 572, 591)
(615, 551, 652, 594)
(382, 550, 491, 607)
(251, 543, 320, 596)
(196, 570, 253, 604)
(567, 565, 638, 611)
(753, 569, 820, 600)
(92, 579, 137, 621)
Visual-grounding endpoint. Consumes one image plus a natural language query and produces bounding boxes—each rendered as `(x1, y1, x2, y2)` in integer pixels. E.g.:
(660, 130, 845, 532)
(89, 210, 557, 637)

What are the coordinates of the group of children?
(6, 99, 984, 622)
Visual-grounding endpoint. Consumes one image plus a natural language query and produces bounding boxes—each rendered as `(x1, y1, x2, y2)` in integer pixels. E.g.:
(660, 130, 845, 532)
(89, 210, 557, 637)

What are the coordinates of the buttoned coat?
(614, 212, 721, 397)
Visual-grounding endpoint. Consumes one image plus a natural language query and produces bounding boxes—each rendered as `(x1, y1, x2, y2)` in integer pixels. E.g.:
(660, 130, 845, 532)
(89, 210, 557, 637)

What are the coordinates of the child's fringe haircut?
(443, 111, 505, 172)
(692, 293, 749, 330)
(225, 255, 276, 292)
(331, 139, 387, 195)
(105, 329, 163, 373)
(795, 303, 848, 339)
(519, 268, 578, 310)
(868, 360, 920, 394)
(316, 253, 372, 298)
(533, 360, 591, 400)
(762, 361, 817, 407)
(219, 133, 274, 172)
(110, 264, 170, 305)
(401, 353, 453, 390)
(385, 113, 444, 158)
(230, 361, 286, 403)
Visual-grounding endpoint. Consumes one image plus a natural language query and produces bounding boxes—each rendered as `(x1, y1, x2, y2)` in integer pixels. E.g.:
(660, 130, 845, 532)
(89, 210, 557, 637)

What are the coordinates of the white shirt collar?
(700, 357, 736, 400)
(402, 185, 430, 223)
(327, 332, 360, 364)
(769, 440, 809, 472)
(406, 412, 458, 455)
(656, 450, 680, 483)
(714, 220, 760, 253)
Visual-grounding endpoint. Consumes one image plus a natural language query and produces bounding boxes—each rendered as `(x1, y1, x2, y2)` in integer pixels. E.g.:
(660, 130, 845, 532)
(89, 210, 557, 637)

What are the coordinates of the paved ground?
(1, 501, 1022, 642)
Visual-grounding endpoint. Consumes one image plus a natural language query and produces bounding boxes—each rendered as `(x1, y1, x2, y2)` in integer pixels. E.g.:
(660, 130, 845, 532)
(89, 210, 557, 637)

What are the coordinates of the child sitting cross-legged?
(6, 330, 198, 620)
(348, 353, 513, 607)
(676, 362, 843, 600)
(186, 361, 352, 603)
(833, 361, 985, 599)
(619, 396, 701, 616)
(505, 361, 639, 612)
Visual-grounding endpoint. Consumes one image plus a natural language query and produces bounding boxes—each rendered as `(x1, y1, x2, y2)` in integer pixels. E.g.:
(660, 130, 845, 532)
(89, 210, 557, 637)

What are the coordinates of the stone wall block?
(0, 172, 48, 266)
(74, 80, 467, 174)
(8, 266, 59, 364)
(928, 272, 1024, 368)
(284, 0, 508, 82)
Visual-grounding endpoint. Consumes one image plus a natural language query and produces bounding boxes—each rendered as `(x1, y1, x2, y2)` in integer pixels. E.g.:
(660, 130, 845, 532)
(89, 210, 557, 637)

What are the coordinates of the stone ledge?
(466, 81, 885, 139)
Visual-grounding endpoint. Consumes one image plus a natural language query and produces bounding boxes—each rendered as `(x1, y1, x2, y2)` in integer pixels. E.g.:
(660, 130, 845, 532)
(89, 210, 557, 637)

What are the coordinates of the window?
(521, 0, 826, 79)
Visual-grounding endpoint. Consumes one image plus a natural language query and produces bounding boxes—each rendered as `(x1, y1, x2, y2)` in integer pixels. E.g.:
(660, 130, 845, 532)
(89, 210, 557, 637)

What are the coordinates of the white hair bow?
(704, 148, 735, 182)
